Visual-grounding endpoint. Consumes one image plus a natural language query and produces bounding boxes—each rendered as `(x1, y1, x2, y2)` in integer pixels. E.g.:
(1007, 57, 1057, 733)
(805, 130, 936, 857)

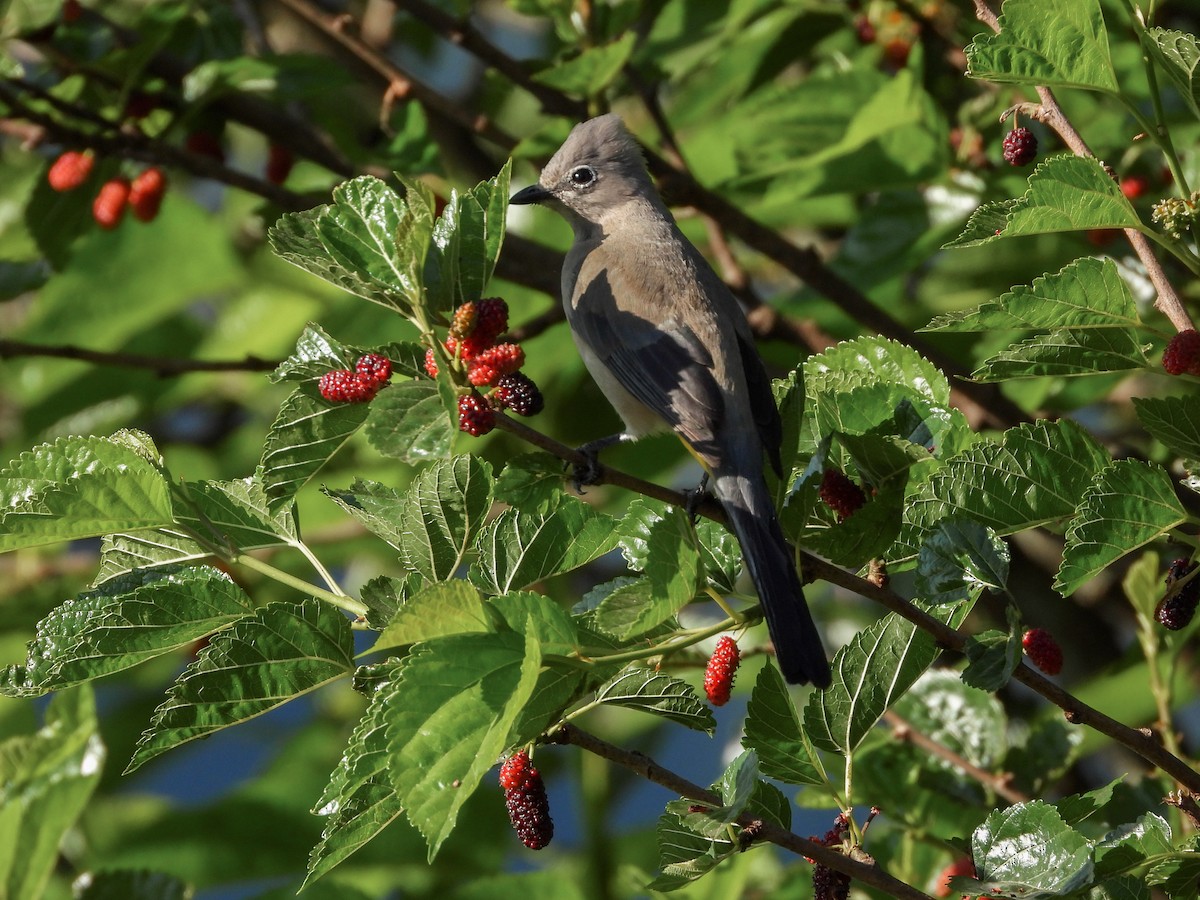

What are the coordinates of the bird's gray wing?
(571, 269, 725, 460)
(736, 331, 783, 476)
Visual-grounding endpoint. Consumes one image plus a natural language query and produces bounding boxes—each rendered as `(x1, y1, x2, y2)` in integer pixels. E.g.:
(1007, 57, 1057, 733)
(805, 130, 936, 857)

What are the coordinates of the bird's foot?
(683, 472, 711, 525)
(569, 434, 624, 494)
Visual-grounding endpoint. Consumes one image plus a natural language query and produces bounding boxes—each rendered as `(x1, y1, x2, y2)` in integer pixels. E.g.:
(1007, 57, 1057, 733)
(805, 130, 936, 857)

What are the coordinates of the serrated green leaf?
(0, 686, 103, 900)
(1, 566, 255, 697)
(966, 0, 1119, 93)
(270, 322, 361, 383)
(971, 801, 1094, 894)
(916, 519, 1010, 605)
(359, 573, 423, 630)
(1056, 460, 1188, 596)
(532, 33, 636, 95)
(594, 666, 715, 733)
(493, 453, 569, 516)
(0, 433, 173, 552)
(946, 156, 1139, 249)
(1146, 848, 1200, 896)
(894, 670, 1007, 775)
(326, 459, 493, 581)
(268, 176, 431, 314)
(972, 327, 1151, 381)
(72, 869, 190, 900)
(898, 420, 1110, 558)
(363, 380, 454, 465)
(742, 663, 824, 786)
(1054, 779, 1121, 827)
(695, 518, 742, 594)
(385, 630, 541, 859)
(924, 258, 1142, 333)
(424, 163, 511, 312)
(1134, 396, 1200, 460)
(373, 580, 492, 653)
(1094, 813, 1173, 878)
(306, 661, 405, 887)
(1146, 28, 1200, 119)
(806, 336, 950, 407)
(647, 809, 735, 891)
(127, 600, 354, 771)
(468, 496, 619, 595)
(1088, 876, 1150, 900)
(944, 199, 1022, 249)
(259, 383, 371, 513)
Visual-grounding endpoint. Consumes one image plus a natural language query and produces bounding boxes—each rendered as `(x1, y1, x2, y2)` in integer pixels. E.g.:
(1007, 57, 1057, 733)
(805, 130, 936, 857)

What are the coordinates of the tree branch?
(0, 340, 278, 375)
(549, 724, 936, 900)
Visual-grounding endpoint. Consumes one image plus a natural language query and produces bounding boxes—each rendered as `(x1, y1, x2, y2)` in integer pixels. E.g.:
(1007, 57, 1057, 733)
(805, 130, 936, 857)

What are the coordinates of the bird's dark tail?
(714, 471, 831, 688)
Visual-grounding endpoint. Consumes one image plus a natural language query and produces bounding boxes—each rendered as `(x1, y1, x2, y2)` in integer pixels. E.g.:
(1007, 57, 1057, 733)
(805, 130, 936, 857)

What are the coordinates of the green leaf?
(1094, 812, 1173, 878)
(268, 176, 431, 314)
(898, 420, 1110, 558)
(1054, 779, 1121, 827)
(385, 630, 541, 859)
(0, 432, 173, 552)
(971, 328, 1151, 381)
(742, 663, 824, 786)
(647, 809, 735, 891)
(804, 608, 941, 755)
(126, 600, 354, 771)
(594, 503, 703, 639)
(359, 573, 423, 630)
(493, 454, 569, 516)
(306, 661, 405, 887)
(894, 670, 1008, 777)
(424, 163, 511, 312)
(270, 322, 363, 383)
(695, 517, 743, 594)
(363, 380, 454, 465)
(373, 580, 493, 653)
(1146, 28, 1200, 120)
(945, 156, 1140, 249)
(1133, 396, 1200, 460)
(469, 495, 619, 595)
(0, 687, 103, 900)
(1, 566, 255, 697)
(970, 801, 1094, 895)
(1146, 848, 1200, 896)
(259, 383, 371, 513)
(806, 336, 950, 410)
(924, 258, 1143, 332)
(72, 870, 191, 900)
(966, 0, 1119, 93)
(916, 519, 1010, 605)
(1056, 460, 1188, 596)
(593, 666, 715, 733)
(327, 460, 493, 582)
(532, 33, 636, 95)
(962, 629, 1022, 692)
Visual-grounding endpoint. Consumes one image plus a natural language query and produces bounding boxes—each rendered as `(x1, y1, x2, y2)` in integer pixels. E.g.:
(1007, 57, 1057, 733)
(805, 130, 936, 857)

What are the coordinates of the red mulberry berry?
(92, 178, 131, 230)
(48, 150, 94, 192)
(424, 348, 439, 378)
(186, 131, 226, 164)
(1021, 628, 1063, 675)
(935, 857, 976, 898)
(1002, 127, 1037, 166)
(458, 393, 495, 436)
(468, 363, 500, 386)
(128, 167, 167, 222)
(1156, 558, 1200, 631)
(355, 353, 392, 386)
(319, 369, 378, 403)
(818, 469, 866, 521)
(445, 334, 491, 362)
(265, 144, 294, 185)
(704, 636, 740, 706)
(500, 751, 553, 850)
(1121, 175, 1149, 200)
(493, 372, 544, 416)
(1163, 330, 1200, 376)
(451, 301, 479, 339)
(475, 297, 509, 341)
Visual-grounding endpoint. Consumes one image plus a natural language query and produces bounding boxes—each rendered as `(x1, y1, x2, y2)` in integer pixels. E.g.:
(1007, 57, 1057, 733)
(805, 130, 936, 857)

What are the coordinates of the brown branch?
(0, 340, 279, 375)
(549, 724, 935, 900)
(973, 2, 1194, 334)
(884, 710, 1029, 805)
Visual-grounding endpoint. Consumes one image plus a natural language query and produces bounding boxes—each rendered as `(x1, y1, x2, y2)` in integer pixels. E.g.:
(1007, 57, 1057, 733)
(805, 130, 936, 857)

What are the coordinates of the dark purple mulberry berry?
(1003, 127, 1038, 166)
(493, 372, 544, 416)
(1163, 330, 1200, 376)
(499, 750, 553, 850)
(1157, 558, 1200, 630)
(818, 469, 866, 521)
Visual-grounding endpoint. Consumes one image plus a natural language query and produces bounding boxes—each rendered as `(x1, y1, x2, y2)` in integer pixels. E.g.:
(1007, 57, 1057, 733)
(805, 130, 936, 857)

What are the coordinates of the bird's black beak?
(510, 184, 551, 205)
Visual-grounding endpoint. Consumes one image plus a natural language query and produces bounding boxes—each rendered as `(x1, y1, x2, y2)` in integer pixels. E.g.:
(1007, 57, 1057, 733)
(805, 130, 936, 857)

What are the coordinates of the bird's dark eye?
(569, 165, 596, 187)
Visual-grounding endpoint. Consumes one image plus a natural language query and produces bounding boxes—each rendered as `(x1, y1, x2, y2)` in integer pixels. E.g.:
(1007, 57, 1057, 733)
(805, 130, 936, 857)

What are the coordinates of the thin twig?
(884, 710, 1029, 805)
(550, 724, 935, 900)
(0, 340, 279, 374)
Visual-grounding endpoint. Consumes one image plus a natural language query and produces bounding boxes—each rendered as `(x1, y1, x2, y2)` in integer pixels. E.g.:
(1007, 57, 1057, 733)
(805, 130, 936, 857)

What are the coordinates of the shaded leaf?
(742, 663, 824, 786)
(532, 33, 637, 95)
(916, 519, 1010, 605)
(364, 380, 454, 465)
(962, 629, 1022, 692)
(971, 328, 1151, 381)
(594, 666, 715, 733)
(1133, 396, 1200, 461)
(72, 869, 190, 900)
(1146, 28, 1200, 119)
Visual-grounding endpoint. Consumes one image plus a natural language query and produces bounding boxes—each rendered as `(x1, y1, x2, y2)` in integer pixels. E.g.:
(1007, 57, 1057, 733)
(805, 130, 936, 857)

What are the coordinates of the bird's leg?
(571, 433, 633, 493)
(683, 472, 711, 525)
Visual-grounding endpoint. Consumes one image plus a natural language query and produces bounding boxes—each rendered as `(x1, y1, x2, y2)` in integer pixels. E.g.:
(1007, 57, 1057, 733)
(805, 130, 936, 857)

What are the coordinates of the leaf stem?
(230, 551, 368, 618)
(572, 616, 739, 669)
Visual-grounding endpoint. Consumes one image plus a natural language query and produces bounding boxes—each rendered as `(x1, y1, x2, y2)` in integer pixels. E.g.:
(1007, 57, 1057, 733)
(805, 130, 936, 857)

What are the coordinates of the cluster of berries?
(1002, 127, 1037, 167)
(423, 298, 545, 436)
(703, 636, 741, 707)
(809, 813, 852, 900)
(1163, 330, 1200, 376)
(318, 353, 392, 404)
(498, 750, 554, 850)
(1021, 627, 1063, 676)
(1156, 558, 1200, 631)
(818, 469, 867, 522)
(48, 151, 168, 228)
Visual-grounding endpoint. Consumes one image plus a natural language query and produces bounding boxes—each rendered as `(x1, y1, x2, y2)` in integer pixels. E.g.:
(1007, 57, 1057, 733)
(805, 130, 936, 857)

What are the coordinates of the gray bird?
(510, 114, 831, 687)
